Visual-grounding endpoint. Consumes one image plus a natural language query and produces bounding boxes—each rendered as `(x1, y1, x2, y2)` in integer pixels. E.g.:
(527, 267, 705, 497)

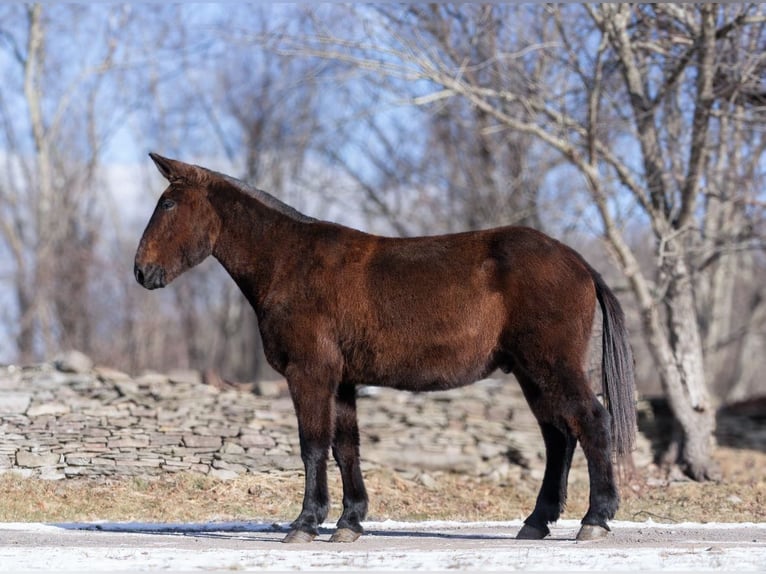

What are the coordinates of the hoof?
(516, 523, 550, 540)
(282, 529, 316, 544)
(576, 524, 610, 541)
(329, 528, 362, 543)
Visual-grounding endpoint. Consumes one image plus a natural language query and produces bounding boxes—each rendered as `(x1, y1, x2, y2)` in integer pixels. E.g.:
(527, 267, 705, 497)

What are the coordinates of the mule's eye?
(160, 198, 176, 211)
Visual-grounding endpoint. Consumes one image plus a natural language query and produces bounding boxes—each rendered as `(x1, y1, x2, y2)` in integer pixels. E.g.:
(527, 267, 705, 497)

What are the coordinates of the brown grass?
(0, 446, 763, 525)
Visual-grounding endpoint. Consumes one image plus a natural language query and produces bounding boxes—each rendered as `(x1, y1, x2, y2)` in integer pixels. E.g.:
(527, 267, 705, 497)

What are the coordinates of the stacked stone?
(0, 352, 546, 481)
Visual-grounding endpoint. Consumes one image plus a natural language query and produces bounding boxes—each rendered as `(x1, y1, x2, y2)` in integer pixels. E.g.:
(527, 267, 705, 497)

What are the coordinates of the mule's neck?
(208, 179, 314, 308)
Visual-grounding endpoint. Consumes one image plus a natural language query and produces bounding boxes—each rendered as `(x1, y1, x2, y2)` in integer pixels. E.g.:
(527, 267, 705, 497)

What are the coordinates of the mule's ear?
(148, 153, 197, 183)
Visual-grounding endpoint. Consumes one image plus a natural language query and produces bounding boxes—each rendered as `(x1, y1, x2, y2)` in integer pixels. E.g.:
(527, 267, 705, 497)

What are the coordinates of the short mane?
(211, 169, 318, 224)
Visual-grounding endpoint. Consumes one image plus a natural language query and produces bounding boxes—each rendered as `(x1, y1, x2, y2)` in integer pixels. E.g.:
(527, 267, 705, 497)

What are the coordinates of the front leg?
(283, 372, 337, 543)
(330, 383, 368, 542)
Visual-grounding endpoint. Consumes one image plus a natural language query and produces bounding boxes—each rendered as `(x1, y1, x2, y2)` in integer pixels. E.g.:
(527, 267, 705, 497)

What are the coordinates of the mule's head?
(134, 153, 221, 289)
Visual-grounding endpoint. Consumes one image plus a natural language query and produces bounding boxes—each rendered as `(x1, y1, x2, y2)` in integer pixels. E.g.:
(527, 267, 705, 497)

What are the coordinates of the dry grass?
(0, 446, 763, 525)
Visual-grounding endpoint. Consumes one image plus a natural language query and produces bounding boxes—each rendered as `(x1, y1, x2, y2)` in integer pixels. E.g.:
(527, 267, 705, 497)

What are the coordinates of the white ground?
(0, 519, 764, 571)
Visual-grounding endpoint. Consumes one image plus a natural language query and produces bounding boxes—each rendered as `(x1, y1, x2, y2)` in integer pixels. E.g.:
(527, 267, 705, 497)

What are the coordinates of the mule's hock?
(0, 351, 550, 481)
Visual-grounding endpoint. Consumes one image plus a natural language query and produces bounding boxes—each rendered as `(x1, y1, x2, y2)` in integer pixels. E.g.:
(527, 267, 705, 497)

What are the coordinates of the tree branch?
(600, 4, 671, 219)
(677, 4, 716, 228)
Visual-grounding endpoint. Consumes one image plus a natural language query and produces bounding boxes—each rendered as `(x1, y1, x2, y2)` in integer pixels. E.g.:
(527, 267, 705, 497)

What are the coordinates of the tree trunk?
(16, 284, 36, 364)
(727, 288, 766, 403)
(656, 247, 719, 480)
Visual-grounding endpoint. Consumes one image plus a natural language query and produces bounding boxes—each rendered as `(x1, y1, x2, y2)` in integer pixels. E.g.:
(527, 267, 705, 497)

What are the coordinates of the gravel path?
(1, 520, 763, 571)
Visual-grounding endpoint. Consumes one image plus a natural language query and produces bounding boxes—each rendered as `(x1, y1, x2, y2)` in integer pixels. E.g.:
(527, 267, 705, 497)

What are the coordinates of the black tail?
(590, 268, 637, 458)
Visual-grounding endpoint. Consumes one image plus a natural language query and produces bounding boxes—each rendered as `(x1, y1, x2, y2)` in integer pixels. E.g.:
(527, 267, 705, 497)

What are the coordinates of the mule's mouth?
(134, 262, 166, 290)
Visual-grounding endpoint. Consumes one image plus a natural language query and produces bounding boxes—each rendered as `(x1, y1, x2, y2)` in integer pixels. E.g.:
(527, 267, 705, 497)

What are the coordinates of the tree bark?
(598, 4, 720, 479)
(661, 247, 718, 479)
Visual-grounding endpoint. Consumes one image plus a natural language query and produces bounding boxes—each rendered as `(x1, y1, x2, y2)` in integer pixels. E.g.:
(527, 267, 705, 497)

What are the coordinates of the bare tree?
(288, 5, 558, 236)
(114, 5, 330, 381)
(0, 4, 130, 361)
(278, 3, 766, 479)
(2, 4, 761, 461)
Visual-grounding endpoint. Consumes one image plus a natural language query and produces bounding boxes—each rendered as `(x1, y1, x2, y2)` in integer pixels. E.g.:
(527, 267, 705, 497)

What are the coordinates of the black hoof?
(282, 529, 316, 543)
(576, 524, 609, 541)
(329, 528, 362, 543)
(516, 523, 550, 540)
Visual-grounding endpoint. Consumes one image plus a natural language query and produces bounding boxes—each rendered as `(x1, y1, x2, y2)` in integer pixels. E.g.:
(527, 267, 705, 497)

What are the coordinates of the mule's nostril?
(134, 264, 145, 285)
(134, 263, 166, 289)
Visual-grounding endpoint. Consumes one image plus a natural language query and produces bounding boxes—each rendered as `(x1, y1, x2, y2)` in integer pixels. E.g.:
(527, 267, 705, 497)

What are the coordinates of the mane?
(209, 168, 318, 224)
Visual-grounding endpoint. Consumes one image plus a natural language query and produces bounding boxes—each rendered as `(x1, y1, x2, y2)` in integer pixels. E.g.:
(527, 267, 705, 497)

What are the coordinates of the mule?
(134, 154, 636, 543)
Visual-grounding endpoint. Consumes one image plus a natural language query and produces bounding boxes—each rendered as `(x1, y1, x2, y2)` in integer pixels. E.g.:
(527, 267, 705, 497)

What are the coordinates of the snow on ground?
(0, 519, 764, 571)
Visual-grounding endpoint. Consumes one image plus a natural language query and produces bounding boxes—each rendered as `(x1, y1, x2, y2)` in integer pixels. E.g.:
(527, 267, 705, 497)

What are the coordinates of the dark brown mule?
(135, 154, 636, 543)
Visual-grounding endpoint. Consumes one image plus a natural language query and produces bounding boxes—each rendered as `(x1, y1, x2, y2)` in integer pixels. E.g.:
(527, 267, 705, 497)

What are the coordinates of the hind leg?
(515, 366, 617, 540)
(517, 421, 577, 539)
(330, 383, 368, 542)
(565, 393, 618, 539)
(516, 372, 577, 539)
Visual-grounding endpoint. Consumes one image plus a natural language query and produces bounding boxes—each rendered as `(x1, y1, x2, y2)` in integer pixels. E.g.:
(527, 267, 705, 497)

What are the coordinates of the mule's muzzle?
(134, 262, 166, 290)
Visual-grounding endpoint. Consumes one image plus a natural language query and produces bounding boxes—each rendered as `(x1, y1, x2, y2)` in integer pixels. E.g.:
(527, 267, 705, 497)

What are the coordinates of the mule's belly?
(360, 362, 498, 392)
(342, 322, 502, 391)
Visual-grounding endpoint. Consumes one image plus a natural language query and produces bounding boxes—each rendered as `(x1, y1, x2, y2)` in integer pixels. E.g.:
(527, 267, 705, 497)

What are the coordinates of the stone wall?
(0, 353, 548, 481)
(6, 352, 761, 483)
